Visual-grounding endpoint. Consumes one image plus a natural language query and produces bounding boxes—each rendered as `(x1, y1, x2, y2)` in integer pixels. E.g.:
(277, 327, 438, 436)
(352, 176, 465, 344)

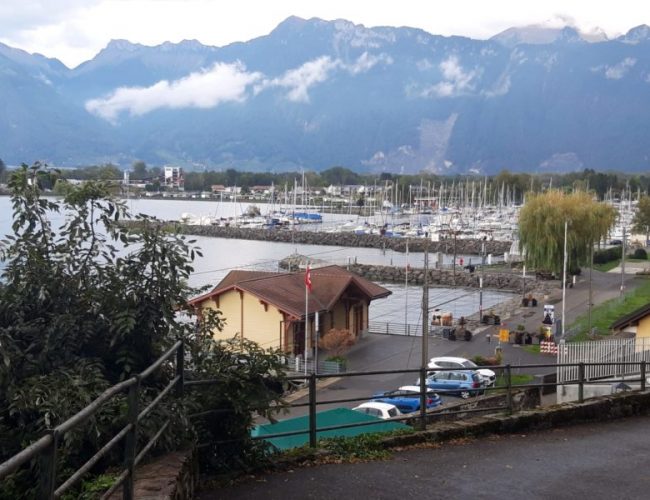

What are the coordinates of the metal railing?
(2, 352, 649, 498)
(0, 340, 184, 500)
(191, 360, 650, 451)
(558, 338, 650, 384)
(367, 321, 422, 336)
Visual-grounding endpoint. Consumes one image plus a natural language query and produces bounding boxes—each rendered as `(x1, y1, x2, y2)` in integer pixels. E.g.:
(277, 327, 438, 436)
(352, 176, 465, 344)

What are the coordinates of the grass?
(569, 277, 650, 342)
(495, 373, 535, 387)
(521, 344, 541, 354)
(594, 259, 621, 272)
(594, 258, 648, 272)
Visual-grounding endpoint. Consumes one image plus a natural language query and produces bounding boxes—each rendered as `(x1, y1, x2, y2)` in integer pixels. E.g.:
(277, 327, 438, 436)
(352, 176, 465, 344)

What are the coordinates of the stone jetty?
(279, 253, 557, 296)
(158, 222, 512, 255)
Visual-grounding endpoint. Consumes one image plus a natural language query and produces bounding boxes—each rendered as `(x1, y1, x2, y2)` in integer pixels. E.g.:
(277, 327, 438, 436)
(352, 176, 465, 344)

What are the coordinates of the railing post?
(505, 364, 513, 414)
(641, 361, 646, 392)
(124, 376, 140, 500)
(39, 430, 58, 500)
(176, 341, 184, 398)
(419, 367, 427, 430)
(308, 373, 317, 448)
(578, 362, 585, 403)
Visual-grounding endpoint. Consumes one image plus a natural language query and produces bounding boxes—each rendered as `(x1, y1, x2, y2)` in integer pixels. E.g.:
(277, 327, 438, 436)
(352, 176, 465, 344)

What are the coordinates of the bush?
(593, 246, 622, 264)
(318, 328, 356, 357)
(0, 164, 287, 498)
(632, 248, 648, 260)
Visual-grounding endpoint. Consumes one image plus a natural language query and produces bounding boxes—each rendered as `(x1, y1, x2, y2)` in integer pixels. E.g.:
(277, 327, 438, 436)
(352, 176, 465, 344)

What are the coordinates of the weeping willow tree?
(519, 190, 617, 274)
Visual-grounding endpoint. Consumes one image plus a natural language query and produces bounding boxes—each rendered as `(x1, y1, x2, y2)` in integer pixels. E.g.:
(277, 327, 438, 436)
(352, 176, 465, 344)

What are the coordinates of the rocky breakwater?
(280, 254, 556, 295)
(165, 222, 511, 255)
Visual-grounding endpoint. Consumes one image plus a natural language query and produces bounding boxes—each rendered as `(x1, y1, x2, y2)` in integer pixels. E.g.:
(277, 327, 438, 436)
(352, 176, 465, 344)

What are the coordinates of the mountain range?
(2, 17, 650, 175)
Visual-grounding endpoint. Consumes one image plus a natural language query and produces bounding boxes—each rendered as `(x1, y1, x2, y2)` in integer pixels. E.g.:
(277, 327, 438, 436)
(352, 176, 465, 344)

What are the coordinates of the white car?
(428, 356, 496, 386)
(352, 402, 403, 420)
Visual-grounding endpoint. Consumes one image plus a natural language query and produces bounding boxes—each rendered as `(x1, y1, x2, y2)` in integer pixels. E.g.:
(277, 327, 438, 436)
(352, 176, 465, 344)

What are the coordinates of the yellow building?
(610, 302, 650, 341)
(189, 265, 391, 354)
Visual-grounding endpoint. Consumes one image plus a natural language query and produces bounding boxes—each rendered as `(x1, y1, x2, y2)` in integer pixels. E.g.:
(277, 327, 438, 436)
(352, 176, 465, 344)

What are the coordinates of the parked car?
(371, 386, 442, 413)
(428, 356, 497, 386)
(352, 402, 403, 420)
(417, 370, 484, 399)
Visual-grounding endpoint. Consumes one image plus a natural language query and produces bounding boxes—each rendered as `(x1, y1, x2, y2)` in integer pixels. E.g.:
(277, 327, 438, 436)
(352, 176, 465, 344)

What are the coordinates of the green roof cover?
(252, 408, 409, 450)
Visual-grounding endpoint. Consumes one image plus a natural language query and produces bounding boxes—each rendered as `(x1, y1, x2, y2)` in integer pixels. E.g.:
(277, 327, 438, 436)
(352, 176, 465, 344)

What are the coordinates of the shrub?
(318, 328, 356, 357)
(593, 246, 622, 264)
(633, 248, 648, 260)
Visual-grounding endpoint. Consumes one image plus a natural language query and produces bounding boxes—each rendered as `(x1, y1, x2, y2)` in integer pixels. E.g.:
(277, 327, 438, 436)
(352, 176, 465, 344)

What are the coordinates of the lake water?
(0, 195, 511, 323)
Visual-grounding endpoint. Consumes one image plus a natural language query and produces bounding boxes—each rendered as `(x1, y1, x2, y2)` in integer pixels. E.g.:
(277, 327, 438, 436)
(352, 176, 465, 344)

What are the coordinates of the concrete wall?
(557, 377, 645, 404)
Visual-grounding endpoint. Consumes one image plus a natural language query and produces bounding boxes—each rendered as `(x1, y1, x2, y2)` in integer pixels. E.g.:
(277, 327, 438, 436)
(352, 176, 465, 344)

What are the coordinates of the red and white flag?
(305, 265, 312, 293)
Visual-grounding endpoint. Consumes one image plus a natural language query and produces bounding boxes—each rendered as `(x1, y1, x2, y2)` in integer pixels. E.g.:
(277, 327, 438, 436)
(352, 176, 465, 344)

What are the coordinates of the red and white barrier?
(540, 341, 558, 354)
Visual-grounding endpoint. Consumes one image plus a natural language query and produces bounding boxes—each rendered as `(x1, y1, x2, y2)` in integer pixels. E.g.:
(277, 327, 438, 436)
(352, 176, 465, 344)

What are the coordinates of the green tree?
(0, 164, 286, 498)
(131, 160, 148, 180)
(518, 190, 616, 274)
(632, 195, 650, 244)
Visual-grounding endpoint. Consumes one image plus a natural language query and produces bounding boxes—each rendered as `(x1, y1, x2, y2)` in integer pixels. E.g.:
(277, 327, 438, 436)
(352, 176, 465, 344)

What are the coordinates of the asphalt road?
(201, 415, 650, 500)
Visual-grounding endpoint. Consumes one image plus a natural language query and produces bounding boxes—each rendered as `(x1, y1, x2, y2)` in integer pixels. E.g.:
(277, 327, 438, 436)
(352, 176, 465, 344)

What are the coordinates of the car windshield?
(462, 360, 478, 368)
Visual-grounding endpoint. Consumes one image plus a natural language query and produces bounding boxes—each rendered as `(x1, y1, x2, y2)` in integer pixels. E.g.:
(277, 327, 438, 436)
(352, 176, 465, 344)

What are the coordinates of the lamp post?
(561, 219, 568, 337)
(421, 243, 429, 369)
(621, 226, 626, 297)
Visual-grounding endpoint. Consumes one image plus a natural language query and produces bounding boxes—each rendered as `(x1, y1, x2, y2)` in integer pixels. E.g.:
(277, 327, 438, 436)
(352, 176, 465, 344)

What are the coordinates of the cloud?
(256, 56, 339, 102)
(604, 57, 636, 79)
(0, 0, 100, 34)
(343, 52, 393, 75)
(421, 56, 479, 97)
(85, 61, 261, 121)
(257, 52, 390, 102)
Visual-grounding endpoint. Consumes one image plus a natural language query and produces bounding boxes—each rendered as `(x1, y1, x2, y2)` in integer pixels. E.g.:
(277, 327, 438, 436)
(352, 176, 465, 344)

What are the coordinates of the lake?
(0, 195, 511, 324)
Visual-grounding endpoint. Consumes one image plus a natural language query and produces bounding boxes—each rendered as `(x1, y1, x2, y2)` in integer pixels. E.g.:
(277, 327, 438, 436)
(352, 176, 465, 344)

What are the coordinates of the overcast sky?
(2, 0, 650, 68)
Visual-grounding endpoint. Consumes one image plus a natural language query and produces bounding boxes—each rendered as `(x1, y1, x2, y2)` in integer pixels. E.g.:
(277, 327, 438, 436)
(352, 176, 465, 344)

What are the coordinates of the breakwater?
(157, 222, 511, 255)
(279, 254, 556, 295)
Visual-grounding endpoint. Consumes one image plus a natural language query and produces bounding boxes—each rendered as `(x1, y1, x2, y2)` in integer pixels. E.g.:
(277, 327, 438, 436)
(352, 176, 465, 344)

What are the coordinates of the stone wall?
(159, 222, 512, 255)
(429, 388, 541, 424)
(109, 449, 197, 500)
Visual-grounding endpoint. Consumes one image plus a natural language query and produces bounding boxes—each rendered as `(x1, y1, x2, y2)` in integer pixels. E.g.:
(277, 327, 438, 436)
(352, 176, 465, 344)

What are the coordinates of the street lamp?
(561, 219, 568, 337)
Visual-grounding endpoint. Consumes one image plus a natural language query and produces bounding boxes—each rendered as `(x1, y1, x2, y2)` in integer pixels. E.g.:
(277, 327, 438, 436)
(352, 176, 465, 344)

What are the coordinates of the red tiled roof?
(189, 265, 391, 318)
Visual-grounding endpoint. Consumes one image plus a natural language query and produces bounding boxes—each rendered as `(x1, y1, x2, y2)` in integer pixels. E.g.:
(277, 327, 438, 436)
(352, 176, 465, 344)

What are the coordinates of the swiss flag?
(305, 265, 312, 293)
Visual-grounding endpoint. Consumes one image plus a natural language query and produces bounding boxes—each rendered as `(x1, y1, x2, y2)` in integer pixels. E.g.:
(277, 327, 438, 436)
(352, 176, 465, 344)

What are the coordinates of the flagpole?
(304, 279, 309, 377)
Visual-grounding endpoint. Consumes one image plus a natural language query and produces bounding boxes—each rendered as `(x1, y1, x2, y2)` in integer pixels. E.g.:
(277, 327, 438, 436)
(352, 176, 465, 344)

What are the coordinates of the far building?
(164, 166, 184, 190)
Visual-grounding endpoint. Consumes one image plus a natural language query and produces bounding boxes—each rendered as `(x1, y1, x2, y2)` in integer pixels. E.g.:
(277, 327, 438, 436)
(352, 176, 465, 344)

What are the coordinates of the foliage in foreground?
(0, 164, 286, 498)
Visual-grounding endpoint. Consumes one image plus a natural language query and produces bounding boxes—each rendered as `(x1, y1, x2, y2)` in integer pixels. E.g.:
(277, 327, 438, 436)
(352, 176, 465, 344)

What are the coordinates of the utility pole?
(588, 240, 593, 336)
(478, 241, 485, 323)
(405, 240, 409, 333)
(422, 243, 429, 369)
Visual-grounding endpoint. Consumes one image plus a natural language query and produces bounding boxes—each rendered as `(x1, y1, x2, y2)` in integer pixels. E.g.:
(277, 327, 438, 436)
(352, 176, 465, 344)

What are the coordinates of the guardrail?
(191, 360, 649, 450)
(0, 340, 184, 500)
(2, 353, 648, 498)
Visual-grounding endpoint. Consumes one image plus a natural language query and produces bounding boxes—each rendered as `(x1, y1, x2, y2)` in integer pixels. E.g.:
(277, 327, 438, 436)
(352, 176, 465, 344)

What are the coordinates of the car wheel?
(460, 390, 471, 399)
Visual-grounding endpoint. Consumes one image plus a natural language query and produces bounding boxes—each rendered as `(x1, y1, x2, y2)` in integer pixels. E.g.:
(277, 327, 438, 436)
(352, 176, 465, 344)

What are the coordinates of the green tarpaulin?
(252, 408, 409, 450)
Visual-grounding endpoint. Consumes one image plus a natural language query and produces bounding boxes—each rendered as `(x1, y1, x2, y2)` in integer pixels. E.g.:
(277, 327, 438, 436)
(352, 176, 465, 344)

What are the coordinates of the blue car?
(371, 385, 442, 413)
(418, 370, 484, 399)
